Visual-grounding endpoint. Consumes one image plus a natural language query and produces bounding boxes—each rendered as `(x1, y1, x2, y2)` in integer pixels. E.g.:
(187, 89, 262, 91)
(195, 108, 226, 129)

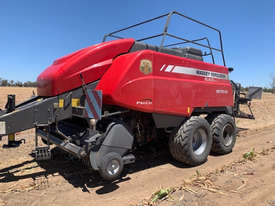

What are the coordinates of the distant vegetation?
(262, 87, 274, 93)
(0, 76, 274, 93)
(242, 87, 274, 93)
(271, 75, 275, 93)
(241, 74, 275, 94)
(0, 78, 36, 87)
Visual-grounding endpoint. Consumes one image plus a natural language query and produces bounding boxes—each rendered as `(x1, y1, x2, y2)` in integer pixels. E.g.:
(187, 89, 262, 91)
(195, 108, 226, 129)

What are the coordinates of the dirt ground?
(145, 147, 275, 206)
(0, 87, 274, 206)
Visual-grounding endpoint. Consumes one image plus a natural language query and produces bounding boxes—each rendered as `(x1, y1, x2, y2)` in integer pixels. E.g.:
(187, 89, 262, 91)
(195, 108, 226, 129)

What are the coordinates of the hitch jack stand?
(3, 133, 25, 148)
(2, 94, 25, 148)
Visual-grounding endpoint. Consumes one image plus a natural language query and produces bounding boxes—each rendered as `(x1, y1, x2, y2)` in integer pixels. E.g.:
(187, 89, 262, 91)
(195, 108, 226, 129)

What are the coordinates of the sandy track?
(0, 87, 274, 206)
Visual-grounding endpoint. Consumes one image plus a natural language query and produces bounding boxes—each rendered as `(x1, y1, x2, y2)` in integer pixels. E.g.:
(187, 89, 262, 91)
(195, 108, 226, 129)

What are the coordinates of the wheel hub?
(106, 159, 120, 176)
(223, 124, 234, 146)
(192, 128, 207, 155)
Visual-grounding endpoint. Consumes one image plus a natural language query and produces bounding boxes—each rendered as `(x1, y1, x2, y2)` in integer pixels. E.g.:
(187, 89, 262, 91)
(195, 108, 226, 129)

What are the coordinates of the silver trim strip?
(162, 65, 228, 80)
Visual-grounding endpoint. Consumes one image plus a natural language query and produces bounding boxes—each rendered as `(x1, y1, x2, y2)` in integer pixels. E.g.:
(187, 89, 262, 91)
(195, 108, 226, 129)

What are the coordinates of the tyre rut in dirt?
(210, 114, 236, 154)
(169, 116, 212, 166)
(98, 152, 124, 181)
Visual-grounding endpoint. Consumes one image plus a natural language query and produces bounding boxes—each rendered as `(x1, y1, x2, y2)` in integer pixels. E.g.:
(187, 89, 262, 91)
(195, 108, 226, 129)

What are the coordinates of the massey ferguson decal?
(160, 64, 228, 80)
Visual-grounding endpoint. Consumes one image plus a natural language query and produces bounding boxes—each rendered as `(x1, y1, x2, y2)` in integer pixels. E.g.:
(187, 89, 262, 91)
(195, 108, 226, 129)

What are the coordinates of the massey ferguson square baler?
(0, 11, 262, 181)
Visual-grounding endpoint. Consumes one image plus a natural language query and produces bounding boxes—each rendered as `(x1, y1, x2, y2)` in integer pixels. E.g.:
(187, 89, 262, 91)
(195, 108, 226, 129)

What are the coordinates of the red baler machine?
(0, 11, 262, 181)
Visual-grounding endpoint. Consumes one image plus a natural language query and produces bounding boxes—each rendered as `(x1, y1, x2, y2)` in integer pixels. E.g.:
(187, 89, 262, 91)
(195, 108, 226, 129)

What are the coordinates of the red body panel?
(37, 38, 233, 117)
(37, 39, 135, 96)
(96, 50, 233, 116)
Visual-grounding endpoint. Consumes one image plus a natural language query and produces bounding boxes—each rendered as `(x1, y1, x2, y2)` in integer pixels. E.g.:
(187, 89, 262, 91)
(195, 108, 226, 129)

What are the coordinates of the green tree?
(271, 75, 275, 94)
(1, 79, 8, 86)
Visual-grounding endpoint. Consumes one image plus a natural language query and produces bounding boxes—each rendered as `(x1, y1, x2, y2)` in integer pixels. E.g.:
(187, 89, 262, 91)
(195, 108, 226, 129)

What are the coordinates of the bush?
(0, 77, 36, 87)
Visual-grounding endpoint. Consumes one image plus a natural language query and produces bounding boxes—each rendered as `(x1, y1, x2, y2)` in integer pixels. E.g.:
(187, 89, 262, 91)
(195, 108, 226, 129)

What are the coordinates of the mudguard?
(89, 123, 134, 170)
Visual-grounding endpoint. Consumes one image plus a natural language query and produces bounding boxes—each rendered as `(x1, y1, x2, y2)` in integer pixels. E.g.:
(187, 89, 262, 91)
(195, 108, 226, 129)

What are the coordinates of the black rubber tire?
(169, 116, 212, 166)
(210, 114, 237, 155)
(205, 113, 219, 125)
(98, 152, 124, 181)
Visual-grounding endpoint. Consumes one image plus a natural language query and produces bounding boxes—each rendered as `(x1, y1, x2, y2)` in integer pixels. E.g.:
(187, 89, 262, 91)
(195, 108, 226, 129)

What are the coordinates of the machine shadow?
(0, 159, 46, 183)
(1, 125, 247, 193)
(1, 125, 247, 194)
(0, 142, 190, 194)
(237, 127, 249, 133)
(38, 144, 189, 194)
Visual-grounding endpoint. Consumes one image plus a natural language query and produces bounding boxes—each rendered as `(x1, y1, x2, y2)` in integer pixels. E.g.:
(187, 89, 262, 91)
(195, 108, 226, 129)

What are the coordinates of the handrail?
(103, 11, 226, 66)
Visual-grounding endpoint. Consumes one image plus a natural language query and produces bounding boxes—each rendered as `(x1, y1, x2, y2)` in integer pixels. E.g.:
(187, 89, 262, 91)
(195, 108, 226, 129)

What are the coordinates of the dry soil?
(0, 87, 274, 206)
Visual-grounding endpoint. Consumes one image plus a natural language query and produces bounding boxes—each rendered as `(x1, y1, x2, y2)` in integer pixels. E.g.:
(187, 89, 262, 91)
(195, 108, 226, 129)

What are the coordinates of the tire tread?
(210, 114, 236, 154)
(169, 116, 212, 166)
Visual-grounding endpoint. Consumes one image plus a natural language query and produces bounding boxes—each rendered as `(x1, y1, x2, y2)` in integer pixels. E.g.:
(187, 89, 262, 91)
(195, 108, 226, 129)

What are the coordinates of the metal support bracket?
(32, 147, 51, 161)
(32, 127, 51, 160)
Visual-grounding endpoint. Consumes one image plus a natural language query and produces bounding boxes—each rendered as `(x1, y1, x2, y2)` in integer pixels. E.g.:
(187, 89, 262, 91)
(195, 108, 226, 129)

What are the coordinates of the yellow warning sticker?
(59, 99, 64, 108)
(72, 98, 80, 107)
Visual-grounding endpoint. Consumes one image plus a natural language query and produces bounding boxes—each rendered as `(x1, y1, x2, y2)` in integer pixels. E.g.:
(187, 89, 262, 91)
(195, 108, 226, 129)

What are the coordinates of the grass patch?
(151, 188, 172, 203)
(243, 148, 256, 161)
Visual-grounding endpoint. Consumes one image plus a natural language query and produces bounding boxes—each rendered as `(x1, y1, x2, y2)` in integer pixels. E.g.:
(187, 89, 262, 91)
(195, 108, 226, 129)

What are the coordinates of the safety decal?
(84, 89, 102, 119)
